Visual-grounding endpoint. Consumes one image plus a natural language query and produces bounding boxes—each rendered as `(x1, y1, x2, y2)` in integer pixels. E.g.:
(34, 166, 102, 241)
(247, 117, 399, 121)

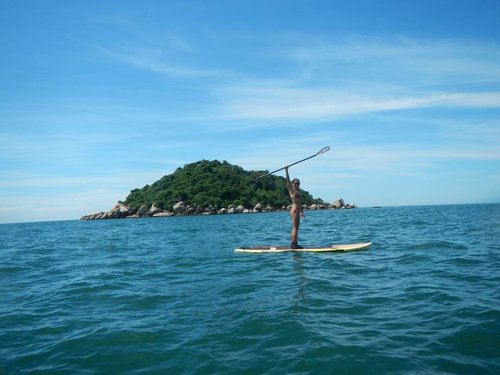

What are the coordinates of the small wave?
(406, 240, 468, 251)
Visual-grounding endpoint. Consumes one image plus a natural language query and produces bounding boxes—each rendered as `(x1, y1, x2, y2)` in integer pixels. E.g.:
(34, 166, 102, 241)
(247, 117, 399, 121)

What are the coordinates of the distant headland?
(81, 160, 356, 221)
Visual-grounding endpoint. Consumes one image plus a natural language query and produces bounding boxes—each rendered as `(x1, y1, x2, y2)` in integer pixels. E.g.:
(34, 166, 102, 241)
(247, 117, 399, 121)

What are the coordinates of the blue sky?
(1, 0, 499, 223)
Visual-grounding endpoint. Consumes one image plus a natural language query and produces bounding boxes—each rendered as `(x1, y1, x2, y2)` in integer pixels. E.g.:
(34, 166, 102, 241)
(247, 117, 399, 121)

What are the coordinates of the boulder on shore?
(137, 205, 149, 216)
(80, 202, 131, 220)
(331, 199, 345, 209)
(173, 201, 186, 215)
(109, 203, 130, 218)
(148, 203, 162, 216)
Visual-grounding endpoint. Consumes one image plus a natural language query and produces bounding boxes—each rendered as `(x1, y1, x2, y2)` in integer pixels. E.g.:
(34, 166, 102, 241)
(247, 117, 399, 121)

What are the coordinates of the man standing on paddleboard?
(285, 166, 305, 249)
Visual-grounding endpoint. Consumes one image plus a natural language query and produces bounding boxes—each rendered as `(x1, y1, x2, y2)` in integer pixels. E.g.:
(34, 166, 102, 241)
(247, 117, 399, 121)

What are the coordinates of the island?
(81, 160, 356, 220)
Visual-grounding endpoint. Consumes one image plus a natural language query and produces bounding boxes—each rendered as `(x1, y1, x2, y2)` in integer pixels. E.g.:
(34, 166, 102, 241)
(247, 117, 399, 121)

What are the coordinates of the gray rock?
(332, 199, 345, 209)
(137, 205, 149, 216)
(173, 201, 186, 215)
(148, 203, 162, 216)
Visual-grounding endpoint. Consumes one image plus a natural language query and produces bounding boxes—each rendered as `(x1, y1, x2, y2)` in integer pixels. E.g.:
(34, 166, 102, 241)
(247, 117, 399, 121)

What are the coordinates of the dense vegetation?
(123, 160, 323, 211)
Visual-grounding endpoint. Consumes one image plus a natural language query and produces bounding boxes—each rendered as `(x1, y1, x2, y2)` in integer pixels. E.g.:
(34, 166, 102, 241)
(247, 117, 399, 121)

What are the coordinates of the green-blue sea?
(1, 204, 499, 374)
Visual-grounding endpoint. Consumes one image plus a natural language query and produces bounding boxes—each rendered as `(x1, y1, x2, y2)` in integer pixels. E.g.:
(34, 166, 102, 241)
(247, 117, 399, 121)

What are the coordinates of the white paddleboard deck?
(235, 242, 372, 253)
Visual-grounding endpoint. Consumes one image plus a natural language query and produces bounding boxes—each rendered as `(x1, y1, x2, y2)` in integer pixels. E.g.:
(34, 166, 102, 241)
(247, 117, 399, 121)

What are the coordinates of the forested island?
(81, 160, 354, 220)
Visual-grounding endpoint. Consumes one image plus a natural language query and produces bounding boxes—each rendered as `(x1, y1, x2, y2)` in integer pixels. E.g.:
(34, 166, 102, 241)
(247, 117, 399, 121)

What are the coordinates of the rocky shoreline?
(80, 199, 357, 221)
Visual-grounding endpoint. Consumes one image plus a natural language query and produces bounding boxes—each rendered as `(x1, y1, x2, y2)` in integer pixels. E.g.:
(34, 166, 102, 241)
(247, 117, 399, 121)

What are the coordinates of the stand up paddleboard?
(235, 242, 372, 253)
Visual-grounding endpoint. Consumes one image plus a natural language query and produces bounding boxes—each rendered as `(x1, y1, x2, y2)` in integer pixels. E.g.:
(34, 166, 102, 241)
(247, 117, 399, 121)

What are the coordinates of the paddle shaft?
(257, 146, 330, 179)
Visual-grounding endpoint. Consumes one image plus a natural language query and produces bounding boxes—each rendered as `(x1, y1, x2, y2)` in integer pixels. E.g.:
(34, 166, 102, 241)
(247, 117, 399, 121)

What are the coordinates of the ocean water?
(1, 204, 499, 374)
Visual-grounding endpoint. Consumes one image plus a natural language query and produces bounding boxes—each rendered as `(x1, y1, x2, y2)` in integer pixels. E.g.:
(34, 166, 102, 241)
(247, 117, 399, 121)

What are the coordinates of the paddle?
(257, 146, 331, 179)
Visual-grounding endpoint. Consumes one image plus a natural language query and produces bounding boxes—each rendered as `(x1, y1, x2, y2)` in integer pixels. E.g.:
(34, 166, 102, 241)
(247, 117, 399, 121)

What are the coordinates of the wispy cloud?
(282, 35, 500, 84)
(215, 87, 500, 122)
(96, 44, 219, 78)
(93, 26, 235, 80)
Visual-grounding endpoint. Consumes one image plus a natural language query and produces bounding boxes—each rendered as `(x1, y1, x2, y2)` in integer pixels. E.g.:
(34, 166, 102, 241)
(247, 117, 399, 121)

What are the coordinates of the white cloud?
(284, 36, 500, 83)
(215, 87, 500, 122)
(95, 42, 230, 79)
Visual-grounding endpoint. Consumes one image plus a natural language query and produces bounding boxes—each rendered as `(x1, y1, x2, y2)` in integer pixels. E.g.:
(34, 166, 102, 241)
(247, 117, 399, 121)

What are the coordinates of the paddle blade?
(317, 146, 330, 155)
